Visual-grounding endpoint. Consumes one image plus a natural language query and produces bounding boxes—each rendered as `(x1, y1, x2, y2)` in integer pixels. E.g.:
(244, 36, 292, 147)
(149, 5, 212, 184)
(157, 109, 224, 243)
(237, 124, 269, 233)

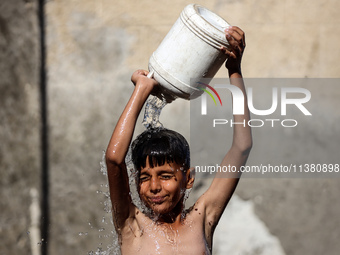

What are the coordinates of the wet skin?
(119, 161, 212, 255)
(120, 205, 212, 255)
(138, 161, 189, 219)
(106, 26, 251, 255)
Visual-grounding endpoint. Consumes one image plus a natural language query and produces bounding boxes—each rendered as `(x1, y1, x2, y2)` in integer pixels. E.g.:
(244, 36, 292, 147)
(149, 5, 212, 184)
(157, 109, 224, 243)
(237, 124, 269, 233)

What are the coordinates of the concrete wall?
(1, 0, 340, 254)
(0, 0, 40, 254)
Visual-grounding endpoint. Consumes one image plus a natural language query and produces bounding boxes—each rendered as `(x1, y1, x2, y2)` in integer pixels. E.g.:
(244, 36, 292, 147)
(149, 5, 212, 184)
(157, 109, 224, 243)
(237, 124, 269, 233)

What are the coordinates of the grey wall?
(0, 0, 40, 254)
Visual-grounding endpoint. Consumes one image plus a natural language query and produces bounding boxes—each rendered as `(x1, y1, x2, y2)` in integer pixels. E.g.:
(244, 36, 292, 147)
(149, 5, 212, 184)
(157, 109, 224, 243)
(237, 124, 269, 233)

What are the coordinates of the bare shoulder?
(185, 198, 206, 220)
(192, 187, 236, 229)
(114, 204, 138, 235)
(184, 196, 216, 245)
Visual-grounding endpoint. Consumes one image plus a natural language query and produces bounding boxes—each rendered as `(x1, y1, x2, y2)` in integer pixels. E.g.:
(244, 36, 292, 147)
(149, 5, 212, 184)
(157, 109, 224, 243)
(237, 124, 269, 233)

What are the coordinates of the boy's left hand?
(220, 26, 246, 74)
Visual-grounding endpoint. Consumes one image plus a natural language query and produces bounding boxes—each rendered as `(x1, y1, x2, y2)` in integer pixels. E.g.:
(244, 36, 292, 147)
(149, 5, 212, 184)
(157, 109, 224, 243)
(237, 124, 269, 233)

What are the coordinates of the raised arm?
(199, 26, 252, 226)
(105, 70, 158, 232)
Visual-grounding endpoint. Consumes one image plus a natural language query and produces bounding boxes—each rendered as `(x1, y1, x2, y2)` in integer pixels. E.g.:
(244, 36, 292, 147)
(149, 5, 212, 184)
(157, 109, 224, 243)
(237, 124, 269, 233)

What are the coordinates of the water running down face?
(138, 160, 192, 217)
(131, 127, 192, 219)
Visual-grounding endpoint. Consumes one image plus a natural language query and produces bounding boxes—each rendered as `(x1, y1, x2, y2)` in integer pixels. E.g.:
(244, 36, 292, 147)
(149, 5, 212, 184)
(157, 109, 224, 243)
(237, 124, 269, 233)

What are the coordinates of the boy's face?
(138, 159, 191, 215)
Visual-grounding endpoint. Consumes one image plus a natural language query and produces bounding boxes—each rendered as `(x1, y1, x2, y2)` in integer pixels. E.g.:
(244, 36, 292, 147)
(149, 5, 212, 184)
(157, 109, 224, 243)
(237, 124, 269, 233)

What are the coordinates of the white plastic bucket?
(148, 4, 231, 102)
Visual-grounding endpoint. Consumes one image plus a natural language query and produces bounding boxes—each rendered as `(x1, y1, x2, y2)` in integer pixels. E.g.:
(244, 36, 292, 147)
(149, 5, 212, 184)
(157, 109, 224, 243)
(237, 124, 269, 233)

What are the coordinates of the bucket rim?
(181, 4, 231, 49)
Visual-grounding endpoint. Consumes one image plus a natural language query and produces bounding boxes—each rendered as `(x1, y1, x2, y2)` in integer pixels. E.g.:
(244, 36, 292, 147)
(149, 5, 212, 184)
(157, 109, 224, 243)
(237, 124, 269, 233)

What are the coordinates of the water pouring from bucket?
(147, 4, 231, 103)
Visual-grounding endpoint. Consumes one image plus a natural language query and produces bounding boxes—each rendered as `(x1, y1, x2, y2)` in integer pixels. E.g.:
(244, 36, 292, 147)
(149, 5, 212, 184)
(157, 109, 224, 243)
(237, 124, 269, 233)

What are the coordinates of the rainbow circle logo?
(197, 82, 222, 106)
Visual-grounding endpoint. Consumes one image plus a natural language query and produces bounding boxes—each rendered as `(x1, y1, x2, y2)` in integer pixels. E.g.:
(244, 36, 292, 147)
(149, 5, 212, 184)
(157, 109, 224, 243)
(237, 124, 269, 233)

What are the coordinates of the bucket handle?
(147, 70, 154, 79)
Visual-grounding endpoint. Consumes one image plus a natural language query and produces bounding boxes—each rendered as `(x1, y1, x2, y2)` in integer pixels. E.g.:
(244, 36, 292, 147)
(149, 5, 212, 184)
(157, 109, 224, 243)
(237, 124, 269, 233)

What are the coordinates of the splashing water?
(125, 147, 152, 215)
(89, 151, 153, 255)
(89, 95, 194, 254)
(142, 95, 167, 129)
(85, 152, 121, 255)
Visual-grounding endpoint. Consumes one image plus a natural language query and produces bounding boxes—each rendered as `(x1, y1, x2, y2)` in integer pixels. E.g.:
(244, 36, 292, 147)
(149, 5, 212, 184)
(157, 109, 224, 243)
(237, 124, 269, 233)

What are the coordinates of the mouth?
(148, 196, 166, 204)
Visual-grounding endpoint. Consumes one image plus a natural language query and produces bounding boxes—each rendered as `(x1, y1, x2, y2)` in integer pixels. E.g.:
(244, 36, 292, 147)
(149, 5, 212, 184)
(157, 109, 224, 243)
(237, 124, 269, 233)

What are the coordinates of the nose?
(150, 177, 161, 194)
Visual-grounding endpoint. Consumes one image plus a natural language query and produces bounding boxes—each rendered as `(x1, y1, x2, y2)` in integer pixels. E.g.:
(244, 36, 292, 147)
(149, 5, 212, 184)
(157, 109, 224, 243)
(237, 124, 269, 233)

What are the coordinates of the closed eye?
(160, 174, 173, 180)
(139, 175, 150, 182)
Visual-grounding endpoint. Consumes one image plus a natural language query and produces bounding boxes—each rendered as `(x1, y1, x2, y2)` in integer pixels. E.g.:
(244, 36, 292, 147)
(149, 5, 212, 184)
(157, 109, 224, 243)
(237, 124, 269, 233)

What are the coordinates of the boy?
(106, 26, 252, 254)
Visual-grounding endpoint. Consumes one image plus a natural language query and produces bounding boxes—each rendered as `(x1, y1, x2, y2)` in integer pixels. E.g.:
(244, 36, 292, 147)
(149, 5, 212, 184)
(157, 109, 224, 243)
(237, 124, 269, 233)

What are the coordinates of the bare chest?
(120, 216, 211, 255)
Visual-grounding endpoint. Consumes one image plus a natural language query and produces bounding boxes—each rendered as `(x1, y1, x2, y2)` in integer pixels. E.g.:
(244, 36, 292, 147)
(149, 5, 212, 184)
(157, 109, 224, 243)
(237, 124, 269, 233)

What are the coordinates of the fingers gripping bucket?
(148, 4, 231, 102)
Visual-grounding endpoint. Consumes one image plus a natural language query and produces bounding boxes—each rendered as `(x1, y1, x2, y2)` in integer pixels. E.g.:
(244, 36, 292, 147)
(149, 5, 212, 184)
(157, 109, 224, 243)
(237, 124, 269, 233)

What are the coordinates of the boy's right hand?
(131, 69, 159, 93)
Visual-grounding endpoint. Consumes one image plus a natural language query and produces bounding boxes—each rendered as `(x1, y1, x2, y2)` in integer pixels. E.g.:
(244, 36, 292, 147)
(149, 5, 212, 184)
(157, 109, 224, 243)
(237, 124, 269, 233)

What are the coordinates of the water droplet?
(37, 238, 44, 245)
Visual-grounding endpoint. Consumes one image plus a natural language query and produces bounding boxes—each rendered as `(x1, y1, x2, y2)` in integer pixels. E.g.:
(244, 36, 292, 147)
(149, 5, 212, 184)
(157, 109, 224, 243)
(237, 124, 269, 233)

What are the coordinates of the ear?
(185, 167, 195, 189)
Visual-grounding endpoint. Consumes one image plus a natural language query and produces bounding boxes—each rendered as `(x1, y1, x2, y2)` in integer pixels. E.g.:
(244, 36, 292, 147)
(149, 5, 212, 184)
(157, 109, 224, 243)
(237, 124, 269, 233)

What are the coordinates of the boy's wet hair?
(131, 128, 190, 172)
